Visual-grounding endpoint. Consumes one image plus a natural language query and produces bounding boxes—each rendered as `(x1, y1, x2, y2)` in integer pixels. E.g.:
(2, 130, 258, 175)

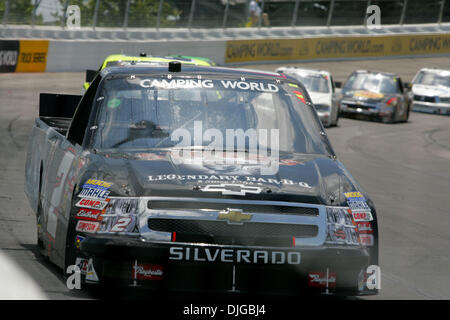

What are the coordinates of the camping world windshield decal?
(140, 78, 279, 93)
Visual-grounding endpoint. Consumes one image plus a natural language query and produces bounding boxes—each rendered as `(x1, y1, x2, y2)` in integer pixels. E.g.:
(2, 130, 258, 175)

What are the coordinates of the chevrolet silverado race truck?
(25, 62, 379, 296)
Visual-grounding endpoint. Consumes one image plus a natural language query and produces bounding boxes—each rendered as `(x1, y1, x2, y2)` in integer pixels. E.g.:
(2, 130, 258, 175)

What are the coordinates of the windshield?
(343, 73, 398, 94)
(289, 73, 330, 93)
(90, 76, 331, 156)
(413, 71, 450, 87)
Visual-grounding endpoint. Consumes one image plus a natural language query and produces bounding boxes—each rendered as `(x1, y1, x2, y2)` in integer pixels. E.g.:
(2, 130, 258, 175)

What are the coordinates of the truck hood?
(412, 84, 450, 97)
(79, 150, 365, 207)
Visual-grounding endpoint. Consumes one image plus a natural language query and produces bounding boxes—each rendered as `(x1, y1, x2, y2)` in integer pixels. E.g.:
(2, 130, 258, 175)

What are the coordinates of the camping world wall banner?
(0, 40, 49, 72)
(225, 33, 450, 63)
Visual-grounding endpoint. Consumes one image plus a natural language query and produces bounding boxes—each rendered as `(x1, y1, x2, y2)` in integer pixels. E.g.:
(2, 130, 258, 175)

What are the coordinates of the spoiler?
(39, 93, 82, 119)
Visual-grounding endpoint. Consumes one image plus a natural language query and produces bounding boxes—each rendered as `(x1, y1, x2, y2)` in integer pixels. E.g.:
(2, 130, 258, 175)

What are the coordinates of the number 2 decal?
(110, 217, 132, 232)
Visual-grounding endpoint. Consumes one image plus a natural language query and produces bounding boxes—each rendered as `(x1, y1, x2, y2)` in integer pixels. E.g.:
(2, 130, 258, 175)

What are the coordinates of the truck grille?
(345, 103, 375, 109)
(414, 95, 436, 103)
(148, 200, 318, 216)
(147, 218, 318, 247)
(140, 196, 327, 247)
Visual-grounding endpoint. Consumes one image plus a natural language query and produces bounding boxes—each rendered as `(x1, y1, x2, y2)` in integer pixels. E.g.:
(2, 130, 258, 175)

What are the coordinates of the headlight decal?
(97, 198, 141, 234)
(325, 207, 359, 246)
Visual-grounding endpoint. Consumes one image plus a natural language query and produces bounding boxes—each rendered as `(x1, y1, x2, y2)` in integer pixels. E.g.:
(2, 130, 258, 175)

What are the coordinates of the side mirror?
(334, 81, 342, 89)
(404, 82, 413, 90)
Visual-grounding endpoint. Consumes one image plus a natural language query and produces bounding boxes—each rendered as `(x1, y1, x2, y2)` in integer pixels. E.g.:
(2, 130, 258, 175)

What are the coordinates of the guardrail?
(1, 0, 449, 30)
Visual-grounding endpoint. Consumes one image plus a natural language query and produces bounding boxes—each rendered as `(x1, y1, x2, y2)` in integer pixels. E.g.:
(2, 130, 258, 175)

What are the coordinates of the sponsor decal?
(83, 179, 112, 189)
(75, 198, 108, 210)
(148, 174, 312, 188)
(140, 78, 279, 93)
(0, 40, 19, 73)
(293, 90, 306, 103)
(75, 257, 88, 274)
(225, 34, 450, 63)
(344, 191, 365, 201)
(78, 187, 110, 200)
(75, 220, 99, 233)
(354, 90, 384, 99)
(76, 208, 102, 221)
(201, 184, 262, 196)
(133, 263, 163, 281)
(15, 40, 49, 72)
(75, 235, 85, 249)
(356, 222, 373, 234)
(107, 98, 121, 109)
(359, 234, 374, 246)
(347, 200, 371, 212)
(308, 271, 337, 288)
(169, 247, 301, 265)
(85, 258, 99, 283)
(351, 211, 373, 222)
(217, 208, 252, 224)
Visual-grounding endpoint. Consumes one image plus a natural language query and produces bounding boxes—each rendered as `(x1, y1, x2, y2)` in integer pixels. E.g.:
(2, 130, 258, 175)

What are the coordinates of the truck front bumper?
(77, 235, 377, 296)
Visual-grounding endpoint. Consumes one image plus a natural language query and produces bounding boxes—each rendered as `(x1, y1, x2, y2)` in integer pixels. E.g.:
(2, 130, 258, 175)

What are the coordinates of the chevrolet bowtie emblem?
(218, 209, 252, 224)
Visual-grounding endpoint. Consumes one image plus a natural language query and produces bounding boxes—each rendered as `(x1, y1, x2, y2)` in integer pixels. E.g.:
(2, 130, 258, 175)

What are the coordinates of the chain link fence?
(1, 0, 449, 29)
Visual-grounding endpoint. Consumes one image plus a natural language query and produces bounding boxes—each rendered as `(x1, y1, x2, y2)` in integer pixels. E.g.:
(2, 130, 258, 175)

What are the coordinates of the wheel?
(36, 198, 48, 259)
(403, 105, 410, 122)
(334, 109, 340, 126)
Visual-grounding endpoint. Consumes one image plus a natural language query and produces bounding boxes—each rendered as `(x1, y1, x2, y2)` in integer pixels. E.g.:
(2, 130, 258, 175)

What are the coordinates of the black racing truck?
(25, 62, 379, 296)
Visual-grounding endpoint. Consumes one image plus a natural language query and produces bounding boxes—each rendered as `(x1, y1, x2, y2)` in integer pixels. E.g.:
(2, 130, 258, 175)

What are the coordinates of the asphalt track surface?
(0, 56, 449, 300)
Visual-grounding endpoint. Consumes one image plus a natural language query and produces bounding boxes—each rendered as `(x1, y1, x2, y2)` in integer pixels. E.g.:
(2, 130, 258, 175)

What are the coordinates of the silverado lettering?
(169, 247, 301, 265)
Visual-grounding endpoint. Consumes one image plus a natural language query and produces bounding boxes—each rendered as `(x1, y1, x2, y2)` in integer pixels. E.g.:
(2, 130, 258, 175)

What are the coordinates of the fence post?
(157, 0, 164, 30)
(399, 0, 408, 25)
(123, 0, 131, 29)
(438, 0, 446, 24)
(291, 0, 300, 27)
(93, 0, 100, 30)
(188, 0, 196, 30)
(258, 0, 265, 29)
(31, 0, 38, 27)
(326, 0, 335, 27)
(61, 0, 69, 28)
(3, 0, 10, 26)
(222, 0, 230, 29)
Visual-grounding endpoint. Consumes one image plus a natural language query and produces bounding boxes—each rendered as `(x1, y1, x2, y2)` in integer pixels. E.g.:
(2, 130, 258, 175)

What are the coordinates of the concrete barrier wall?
(224, 33, 450, 63)
(46, 39, 227, 72)
(2, 26, 450, 73)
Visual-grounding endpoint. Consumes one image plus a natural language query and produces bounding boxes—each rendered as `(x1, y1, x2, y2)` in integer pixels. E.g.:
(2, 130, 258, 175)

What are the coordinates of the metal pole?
(438, 0, 446, 24)
(3, 0, 10, 25)
(61, 0, 69, 28)
(188, 0, 196, 29)
(222, 0, 230, 29)
(156, 0, 164, 30)
(258, 0, 265, 29)
(32, 0, 38, 27)
(326, 0, 335, 27)
(399, 0, 408, 25)
(93, 0, 100, 30)
(123, 0, 131, 29)
(291, 0, 300, 27)
(363, 0, 372, 26)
